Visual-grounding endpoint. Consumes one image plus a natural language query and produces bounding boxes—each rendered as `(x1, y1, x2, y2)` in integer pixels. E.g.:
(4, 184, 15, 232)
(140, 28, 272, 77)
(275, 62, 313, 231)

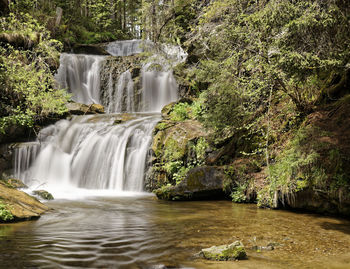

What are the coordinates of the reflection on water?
(0, 197, 350, 269)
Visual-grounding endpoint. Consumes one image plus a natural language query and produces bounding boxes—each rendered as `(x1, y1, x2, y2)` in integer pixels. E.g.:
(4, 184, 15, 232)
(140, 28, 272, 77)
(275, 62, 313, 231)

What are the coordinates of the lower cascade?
(14, 40, 180, 194)
(15, 115, 159, 193)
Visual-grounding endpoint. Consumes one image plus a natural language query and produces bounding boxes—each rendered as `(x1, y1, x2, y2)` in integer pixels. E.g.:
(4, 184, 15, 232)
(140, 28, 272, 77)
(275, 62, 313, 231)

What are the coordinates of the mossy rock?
(0, 181, 49, 222)
(2, 178, 27, 189)
(200, 241, 247, 261)
(154, 166, 225, 201)
(152, 119, 206, 162)
(33, 190, 54, 201)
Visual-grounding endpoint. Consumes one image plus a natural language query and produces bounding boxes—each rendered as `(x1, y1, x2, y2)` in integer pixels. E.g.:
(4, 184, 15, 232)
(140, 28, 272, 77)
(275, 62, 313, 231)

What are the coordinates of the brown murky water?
(0, 195, 350, 269)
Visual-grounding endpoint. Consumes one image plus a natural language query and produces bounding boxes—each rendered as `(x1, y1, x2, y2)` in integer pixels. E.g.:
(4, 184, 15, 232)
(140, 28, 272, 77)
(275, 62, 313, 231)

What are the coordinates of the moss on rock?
(154, 166, 225, 201)
(33, 190, 54, 201)
(200, 241, 247, 261)
(0, 181, 48, 222)
(146, 116, 208, 190)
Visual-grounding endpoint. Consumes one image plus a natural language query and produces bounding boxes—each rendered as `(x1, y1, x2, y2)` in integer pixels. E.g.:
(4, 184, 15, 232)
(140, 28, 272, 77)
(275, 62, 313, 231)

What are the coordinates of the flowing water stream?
(4, 40, 350, 268)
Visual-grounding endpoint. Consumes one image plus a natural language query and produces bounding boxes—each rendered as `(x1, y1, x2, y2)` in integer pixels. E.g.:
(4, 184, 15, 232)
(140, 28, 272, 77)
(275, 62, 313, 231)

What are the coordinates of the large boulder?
(146, 118, 208, 190)
(66, 102, 104, 115)
(200, 241, 247, 261)
(154, 166, 225, 200)
(0, 181, 49, 222)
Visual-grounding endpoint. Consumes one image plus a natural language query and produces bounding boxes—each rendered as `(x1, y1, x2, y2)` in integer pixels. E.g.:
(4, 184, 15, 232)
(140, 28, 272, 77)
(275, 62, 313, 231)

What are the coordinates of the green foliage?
(7, 0, 142, 45)
(161, 135, 209, 185)
(156, 122, 170, 131)
(169, 102, 191, 121)
(0, 13, 69, 133)
(183, 0, 350, 141)
(141, 0, 199, 44)
(190, 137, 209, 165)
(257, 186, 274, 208)
(164, 160, 183, 175)
(173, 165, 192, 184)
(164, 137, 186, 161)
(223, 160, 259, 202)
(190, 97, 205, 120)
(230, 183, 248, 203)
(153, 184, 173, 200)
(259, 127, 328, 207)
(0, 202, 13, 222)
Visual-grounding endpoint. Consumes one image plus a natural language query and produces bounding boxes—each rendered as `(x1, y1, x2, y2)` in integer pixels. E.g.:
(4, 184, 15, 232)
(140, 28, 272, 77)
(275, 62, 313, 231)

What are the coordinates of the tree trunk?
(123, 0, 127, 30)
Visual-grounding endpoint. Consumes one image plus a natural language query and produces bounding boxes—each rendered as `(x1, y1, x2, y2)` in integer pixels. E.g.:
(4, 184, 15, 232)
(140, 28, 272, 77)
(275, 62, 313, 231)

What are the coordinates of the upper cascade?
(55, 40, 184, 113)
(105, 39, 187, 63)
(105, 39, 147, 56)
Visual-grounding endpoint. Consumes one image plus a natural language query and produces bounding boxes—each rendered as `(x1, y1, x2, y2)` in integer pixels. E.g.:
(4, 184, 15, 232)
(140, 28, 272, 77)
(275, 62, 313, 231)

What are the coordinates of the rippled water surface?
(1, 195, 350, 269)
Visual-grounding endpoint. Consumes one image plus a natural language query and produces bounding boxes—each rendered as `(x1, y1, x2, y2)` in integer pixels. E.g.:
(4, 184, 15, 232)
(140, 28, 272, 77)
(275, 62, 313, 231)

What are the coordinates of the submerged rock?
(200, 241, 247, 261)
(251, 244, 275, 252)
(0, 181, 49, 222)
(154, 166, 225, 200)
(33, 190, 54, 200)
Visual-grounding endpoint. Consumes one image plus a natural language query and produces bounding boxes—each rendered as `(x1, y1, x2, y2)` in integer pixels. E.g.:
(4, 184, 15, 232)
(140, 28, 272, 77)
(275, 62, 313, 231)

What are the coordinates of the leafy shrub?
(170, 102, 191, 121)
(0, 202, 13, 222)
(0, 13, 69, 133)
(231, 183, 248, 203)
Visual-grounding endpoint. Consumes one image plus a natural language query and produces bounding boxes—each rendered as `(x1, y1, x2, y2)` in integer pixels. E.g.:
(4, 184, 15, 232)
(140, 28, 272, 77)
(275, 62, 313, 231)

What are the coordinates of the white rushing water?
(15, 114, 160, 196)
(55, 41, 179, 113)
(141, 63, 178, 112)
(55, 53, 105, 104)
(106, 39, 147, 56)
(105, 70, 135, 113)
(15, 40, 182, 197)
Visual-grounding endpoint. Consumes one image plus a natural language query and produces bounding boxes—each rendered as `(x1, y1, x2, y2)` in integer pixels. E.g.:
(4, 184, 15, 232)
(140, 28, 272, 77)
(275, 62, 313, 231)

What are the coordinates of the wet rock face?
(0, 181, 49, 222)
(99, 55, 143, 112)
(281, 188, 350, 216)
(66, 102, 105, 115)
(154, 166, 225, 201)
(0, 144, 14, 175)
(200, 241, 247, 261)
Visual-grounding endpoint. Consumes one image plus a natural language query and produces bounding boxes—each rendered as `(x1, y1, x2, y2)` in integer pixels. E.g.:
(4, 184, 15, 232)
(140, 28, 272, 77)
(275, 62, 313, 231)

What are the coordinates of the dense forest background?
(1, 0, 350, 211)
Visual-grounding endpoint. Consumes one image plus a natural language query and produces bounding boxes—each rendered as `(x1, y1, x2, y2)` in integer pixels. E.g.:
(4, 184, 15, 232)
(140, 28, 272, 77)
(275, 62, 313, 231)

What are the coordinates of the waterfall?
(106, 70, 135, 113)
(141, 63, 178, 112)
(14, 40, 182, 195)
(15, 115, 159, 193)
(55, 53, 104, 104)
(105, 40, 147, 56)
